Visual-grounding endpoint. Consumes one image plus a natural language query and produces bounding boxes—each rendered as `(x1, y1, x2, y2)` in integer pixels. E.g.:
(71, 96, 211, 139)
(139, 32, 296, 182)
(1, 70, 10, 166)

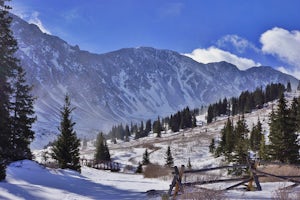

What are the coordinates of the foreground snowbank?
(0, 160, 168, 200)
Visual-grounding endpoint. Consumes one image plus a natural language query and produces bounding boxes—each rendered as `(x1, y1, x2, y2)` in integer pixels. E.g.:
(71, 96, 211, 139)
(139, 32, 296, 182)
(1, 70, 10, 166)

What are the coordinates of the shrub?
(143, 164, 171, 178)
(180, 188, 224, 200)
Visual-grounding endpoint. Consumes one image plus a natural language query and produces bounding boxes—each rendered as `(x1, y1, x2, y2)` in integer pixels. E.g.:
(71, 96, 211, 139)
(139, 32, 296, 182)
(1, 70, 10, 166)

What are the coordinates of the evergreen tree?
(135, 162, 143, 173)
(124, 125, 130, 142)
(139, 121, 144, 133)
(0, 0, 18, 162)
(192, 114, 197, 128)
(215, 118, 234, 158)
(209, 138, 215, 153)
(165, 146, 174, 167)
(180, 107, 192, 129)
(289, 97, 298, 139)
(224, 118, 235, 155)
(296, 97, 300, 132)
(145, 119, 151, 135)
(232, 115, 249, 169)
(249, 118, 262, 152)
(268, 93, 299, 163)
(142, 149, 150, 165)
(286, 81, 292, 92)
(51, 95, 81, 172)
(258, 134, 268, 161)
(0, 1, 37, 180)
(153, 117, 162, 137)
(103, 140, 111, 161)
(95, 132, 111, 161)
(10, 67, 36, 160)
(0, 154, 6, 181)
(207, 105, 214, 123)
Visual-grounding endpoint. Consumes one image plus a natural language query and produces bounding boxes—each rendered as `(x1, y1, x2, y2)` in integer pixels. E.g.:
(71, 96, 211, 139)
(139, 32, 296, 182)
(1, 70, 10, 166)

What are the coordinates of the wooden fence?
(80, 159, 120, 172)
(168, 160, 300, 198)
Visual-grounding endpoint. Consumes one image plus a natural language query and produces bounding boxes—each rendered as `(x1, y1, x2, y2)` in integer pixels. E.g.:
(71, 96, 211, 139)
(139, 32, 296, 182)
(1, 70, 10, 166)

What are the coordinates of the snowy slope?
(10, 14, 299, 149)
(0, 160, 168, 200)
(1, 92, 300, 199)
(1, 160, 299, 200)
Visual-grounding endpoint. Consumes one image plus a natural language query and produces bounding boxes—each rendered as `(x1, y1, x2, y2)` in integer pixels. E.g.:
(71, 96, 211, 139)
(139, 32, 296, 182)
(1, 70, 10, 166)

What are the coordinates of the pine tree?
(0, 0, 18, 162)
(232, 115, 249, 168)
(142, 149, 150, 165)
(165, 146, 174, 167)
(268, 93, 299, 163)
(0, 154, 6, 181)
(207, 105, 214, 123)
(209, 138, 215, 153)
(95, 132, 111, 161)
(215, 118, 234, 158)
(286, 81, 292, 92)
(258, 134, 268, 161)
(296, 97, 300, 132)
(153, 116, 162, 137)
(249, 118, 262, 152)
(192, 114, 197, 128)
(224, 118, 235, 155)
(51, 95, 81, 172)
(124, 125, 130, 142)
(145, 119, 151, 135)
(10, 67, 36, 161)
(1, 1, 36, 180)
(104, 140, 111, 161)
(136, 162, 143, 173)
(297, 80, 300, 91)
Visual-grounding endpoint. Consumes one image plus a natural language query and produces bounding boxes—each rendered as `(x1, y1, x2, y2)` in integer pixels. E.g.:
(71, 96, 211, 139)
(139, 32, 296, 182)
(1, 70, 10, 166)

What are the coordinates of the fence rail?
(80, 159, 120, 172)
(168, 160, 300, 198)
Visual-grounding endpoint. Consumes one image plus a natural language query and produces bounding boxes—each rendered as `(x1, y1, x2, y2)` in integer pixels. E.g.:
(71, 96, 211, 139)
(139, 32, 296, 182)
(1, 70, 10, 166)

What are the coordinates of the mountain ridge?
(9, 14, 298, 149)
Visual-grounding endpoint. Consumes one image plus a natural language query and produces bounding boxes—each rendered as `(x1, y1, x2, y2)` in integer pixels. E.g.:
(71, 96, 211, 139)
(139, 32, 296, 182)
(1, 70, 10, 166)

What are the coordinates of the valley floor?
(0, 160, 299, 200)
(1, 92, 300, 199)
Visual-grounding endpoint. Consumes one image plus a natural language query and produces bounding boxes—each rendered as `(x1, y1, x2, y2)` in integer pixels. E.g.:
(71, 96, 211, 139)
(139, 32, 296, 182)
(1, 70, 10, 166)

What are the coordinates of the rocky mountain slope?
(10, 14, 298, 147)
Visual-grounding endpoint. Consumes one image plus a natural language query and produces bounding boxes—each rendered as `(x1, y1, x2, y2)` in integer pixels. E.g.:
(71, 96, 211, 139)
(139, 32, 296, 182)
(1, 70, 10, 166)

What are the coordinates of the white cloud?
(216, 34, 259, 53)
(260, 27, 300, 67)
(184, 46, 260, 70)
(28, 11, 51, 35)
(277, 66, 300, 80)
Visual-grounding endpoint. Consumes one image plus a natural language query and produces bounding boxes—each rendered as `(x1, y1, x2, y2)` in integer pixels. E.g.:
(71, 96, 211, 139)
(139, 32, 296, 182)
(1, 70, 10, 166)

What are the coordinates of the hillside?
(1, 91, 299, 199)
(10, 14, 299, 149)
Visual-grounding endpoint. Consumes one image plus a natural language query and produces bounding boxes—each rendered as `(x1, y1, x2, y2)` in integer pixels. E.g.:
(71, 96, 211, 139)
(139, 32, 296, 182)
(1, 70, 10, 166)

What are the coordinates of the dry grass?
(180, 187, 225, 200)
(272, 187, 300, 200)
(259, 164, 300, 183)
(143, 164, 172, 179)
(272, 188, 290, 200)
(140, 143, 156, 150)
(184, 172, 222, 184)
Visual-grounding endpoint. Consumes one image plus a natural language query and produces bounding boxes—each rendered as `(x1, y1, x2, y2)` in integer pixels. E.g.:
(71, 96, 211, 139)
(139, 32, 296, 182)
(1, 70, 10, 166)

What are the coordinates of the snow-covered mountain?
(10, 14, 298, 147)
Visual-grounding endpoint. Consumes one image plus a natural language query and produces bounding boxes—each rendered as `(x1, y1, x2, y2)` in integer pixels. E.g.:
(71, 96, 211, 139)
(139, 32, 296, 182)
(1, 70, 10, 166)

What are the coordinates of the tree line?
(107, 106, 198, 141)
(207, 83, 286, 123)
(211, 93, 299, 175)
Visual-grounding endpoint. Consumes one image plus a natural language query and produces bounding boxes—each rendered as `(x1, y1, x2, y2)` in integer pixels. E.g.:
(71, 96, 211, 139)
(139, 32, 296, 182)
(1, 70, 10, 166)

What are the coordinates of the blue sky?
(10, 0, 300, 78)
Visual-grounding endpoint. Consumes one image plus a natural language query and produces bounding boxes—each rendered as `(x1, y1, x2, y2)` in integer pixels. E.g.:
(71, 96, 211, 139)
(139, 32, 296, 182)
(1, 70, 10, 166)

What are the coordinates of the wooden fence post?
(168, 165, 185, 198)
(248, 159, 261, 191)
